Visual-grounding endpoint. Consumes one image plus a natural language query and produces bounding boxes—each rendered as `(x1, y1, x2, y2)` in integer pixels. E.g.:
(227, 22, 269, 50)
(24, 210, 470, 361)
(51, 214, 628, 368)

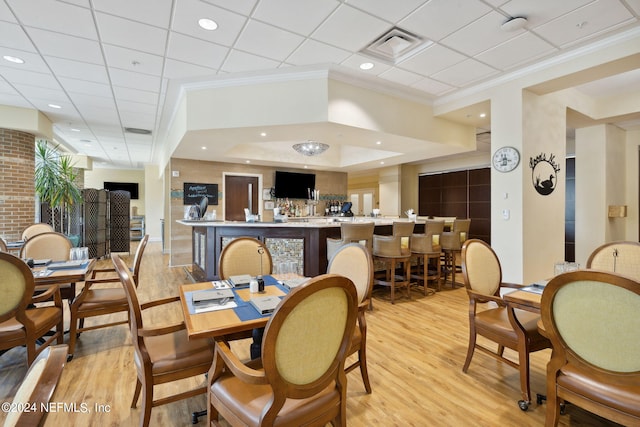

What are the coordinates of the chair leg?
(462, 329, 477, 373)
(131, 378, 142, 408)
(390, 259, 396, 304)
(139, 377, 153, 427)
(358, 347, 372, 393)
(68, 315, 80, 358)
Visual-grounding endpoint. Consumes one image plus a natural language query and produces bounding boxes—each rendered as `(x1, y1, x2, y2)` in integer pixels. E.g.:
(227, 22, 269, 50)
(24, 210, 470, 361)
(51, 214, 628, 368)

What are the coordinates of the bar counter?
(177, 217, 420, 281)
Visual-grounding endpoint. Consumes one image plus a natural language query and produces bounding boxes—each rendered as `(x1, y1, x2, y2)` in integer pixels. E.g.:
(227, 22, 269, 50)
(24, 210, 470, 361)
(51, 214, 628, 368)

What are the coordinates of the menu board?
(183, 183, 218, 205)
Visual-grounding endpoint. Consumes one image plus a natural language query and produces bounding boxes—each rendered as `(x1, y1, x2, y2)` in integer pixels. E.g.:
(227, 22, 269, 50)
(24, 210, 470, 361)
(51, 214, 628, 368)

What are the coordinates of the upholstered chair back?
(218, 237, 272, 279)
(339, 222, 375, 252)
(327, 243, 373, 304)
(0, 238, 7, 252)
(461, 239, 501, 297)
(21, 223, 54, 241)
(20, 232, 72, 262)
(0, 252, 31, 324)
(411, 220, 444, 253)
(586, 241, 640, 281)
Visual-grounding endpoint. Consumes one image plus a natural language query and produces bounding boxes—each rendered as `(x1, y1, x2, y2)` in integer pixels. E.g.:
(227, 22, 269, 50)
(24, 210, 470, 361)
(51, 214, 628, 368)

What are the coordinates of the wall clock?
(492, 146, 520, 173)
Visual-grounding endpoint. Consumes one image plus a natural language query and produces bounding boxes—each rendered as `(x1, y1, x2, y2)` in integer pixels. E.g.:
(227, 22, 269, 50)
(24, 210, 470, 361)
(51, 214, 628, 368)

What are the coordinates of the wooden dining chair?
(19, 232, 75, 304)
(586, 240, 640, 280)
(112, 253, 214, 427)
(207, 274, 357, 427)
(67, 235, 149, 359)
(0, 237, 7, 252)
(410, 219, 445, 293)
(218, 237, 273, 279)
(327, 242, 374, 393)
(21, 223, 54, 241)
(326, 221, 375, 261)
(541, 270, 640, 426)
(441, 218, 471, 287)
(461, 239, 551, 410)
(0, 252, 64, 366)
(2, 344, 68, 427)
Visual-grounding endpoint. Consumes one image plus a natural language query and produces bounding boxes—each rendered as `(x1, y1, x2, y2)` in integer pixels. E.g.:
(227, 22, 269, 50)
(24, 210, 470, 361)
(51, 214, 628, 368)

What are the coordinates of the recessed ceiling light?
(304, 165, 308, 169)
(245, 160, 251, 163)
(71, 128, 80, 132)
(479, 113, 486, 118)
(48, 104, 61, 109)
(260, 132, 267, 137)
(359, 62, 374, 70)
(380, 161, 385, 165)
(201, 146, 207, 150)
(376, 141, 382, 145)
(198, 18, 218, 31)
(3, 55, 24, 64)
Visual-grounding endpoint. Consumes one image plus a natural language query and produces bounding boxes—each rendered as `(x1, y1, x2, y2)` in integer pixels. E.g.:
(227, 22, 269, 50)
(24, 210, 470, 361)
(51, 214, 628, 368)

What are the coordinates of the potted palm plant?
(34, 141, 82, 245)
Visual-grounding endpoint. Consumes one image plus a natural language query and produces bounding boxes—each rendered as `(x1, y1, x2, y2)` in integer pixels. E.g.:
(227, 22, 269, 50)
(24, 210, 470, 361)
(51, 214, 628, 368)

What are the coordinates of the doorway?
(348, 189, 375, 216)
(223, 174, 261, 221)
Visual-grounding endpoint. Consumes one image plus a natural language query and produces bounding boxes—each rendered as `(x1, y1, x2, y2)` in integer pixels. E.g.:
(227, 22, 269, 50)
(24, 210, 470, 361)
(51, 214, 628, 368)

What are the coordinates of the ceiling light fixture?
(360, 62, 374, 70)
(293, 140, 329, 156)
(48, 104, 61, 109)
(3, 55, 24, 64)
(198, 18, 218, 31)
(501, 16, 527, 32)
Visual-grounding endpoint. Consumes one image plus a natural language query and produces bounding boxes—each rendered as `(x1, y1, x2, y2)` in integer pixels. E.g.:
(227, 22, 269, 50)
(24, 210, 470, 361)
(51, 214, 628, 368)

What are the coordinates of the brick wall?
(0, 129, 35, 242)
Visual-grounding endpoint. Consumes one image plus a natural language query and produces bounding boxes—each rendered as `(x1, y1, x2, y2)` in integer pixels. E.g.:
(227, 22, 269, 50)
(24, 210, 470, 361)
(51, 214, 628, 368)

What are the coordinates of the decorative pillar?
(0, 128, 35, 242)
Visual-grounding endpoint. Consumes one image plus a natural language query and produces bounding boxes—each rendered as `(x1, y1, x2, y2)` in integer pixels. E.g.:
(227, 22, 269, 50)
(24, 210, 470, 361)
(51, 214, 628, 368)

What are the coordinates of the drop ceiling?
(0, 0, 639, 171)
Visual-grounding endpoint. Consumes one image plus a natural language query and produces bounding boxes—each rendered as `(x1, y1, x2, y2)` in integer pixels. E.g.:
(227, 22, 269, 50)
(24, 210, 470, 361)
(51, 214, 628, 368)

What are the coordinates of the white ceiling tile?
(378, 67, 423, 86)
(286, 40, 350, 66)
(625, 0, 640, 15)
(398, 44, 466, 76)
(222, 50, 279, 73)
(59, 77, 112, 97)
(0, 1, 18, 23)
(26, 28, 104, 64)
(476, 32, 557, 70)
(163, 58, 218, 80)
(124, 134, 153, 145)
(92, 0, 172, 28)
(399, 0, 491, 42)
(95, 12, 168, 56)
(7, 0, 97, 39)
(0, 50, 52, 74)
(432, 58, 498, 87)
(345, 0, 426, 24)
(200, 0, 259, 16)
(312, 4, 390, 52)
(167, 32, 228, 69)
(113, 86, 159, 105)
(0, 21, 36, 52)
(67, 92, 115, 109)
(109, 68, 162, 92)
(117, 100, 156, 116)
(220, 50, 280, 73)
(120, 112, 155, 130)
(235, 20, 304, 61)
(45, 57, 109, 83)
(61, 0, 91, 7)
(172, 0, 248, 47)
(534, 0, 636, 47)
(253, 0, 339, 35)
(102, 45, 164, 76)
(411, 77, 455, 96)
(12, 84, 68, 104)
(0, 93, 30, 107)
(0, 79, 19, 95)
(0, 66, 59, 89)
(441, 11, 524, 56)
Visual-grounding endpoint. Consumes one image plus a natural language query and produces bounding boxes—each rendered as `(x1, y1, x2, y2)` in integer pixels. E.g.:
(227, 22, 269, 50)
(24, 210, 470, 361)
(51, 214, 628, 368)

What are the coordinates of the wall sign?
(529, 153, 561, 196)
(183, 183, 218, 205)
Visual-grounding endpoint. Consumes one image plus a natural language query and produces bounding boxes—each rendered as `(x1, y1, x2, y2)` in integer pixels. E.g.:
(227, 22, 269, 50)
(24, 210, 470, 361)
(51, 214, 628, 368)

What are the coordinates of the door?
(348, 190, 375, 216)
(225, 176, 258, 221)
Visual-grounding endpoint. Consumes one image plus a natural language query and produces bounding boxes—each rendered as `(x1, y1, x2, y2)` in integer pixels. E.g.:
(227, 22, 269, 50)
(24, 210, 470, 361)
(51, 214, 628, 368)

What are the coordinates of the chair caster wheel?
(518, 400, 529, 411)
(536, 394, 546, 404)
(560, 402, 566, 415)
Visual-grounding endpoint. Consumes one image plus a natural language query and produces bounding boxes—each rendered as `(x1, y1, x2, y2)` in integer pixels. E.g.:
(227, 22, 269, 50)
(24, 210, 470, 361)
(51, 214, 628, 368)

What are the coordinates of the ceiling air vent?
(124, 127, 152, 135)
(360, 27, 431, 64)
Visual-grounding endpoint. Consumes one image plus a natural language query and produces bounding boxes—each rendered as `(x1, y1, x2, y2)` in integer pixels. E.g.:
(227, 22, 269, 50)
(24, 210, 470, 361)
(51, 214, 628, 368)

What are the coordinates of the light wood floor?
(0, 242, 621, 426)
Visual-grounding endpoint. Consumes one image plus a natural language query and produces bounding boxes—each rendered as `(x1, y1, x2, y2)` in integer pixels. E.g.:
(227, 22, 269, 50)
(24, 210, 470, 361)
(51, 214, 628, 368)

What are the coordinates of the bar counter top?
(177, 217, 412, 228)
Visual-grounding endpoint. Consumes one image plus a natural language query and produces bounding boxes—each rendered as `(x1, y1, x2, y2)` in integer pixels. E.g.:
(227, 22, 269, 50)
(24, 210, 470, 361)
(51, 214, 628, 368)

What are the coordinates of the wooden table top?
(179, 280, 286, 340)
(33, 258, 96, 287)
(503, 288, 542, 312)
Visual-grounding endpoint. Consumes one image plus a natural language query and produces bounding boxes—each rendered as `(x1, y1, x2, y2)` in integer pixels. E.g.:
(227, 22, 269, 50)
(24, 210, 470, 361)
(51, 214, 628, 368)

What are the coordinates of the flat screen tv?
(104, 181, 139, 199)
(274, 171, 315, 199)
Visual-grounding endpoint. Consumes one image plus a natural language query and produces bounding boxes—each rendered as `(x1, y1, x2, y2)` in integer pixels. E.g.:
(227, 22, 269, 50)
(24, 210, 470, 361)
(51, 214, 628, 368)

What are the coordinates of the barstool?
(326, 221, 375, 260)
(440, 218, 471, 288)
(372, 221, 415, 304)
(410, 220, 444, 294)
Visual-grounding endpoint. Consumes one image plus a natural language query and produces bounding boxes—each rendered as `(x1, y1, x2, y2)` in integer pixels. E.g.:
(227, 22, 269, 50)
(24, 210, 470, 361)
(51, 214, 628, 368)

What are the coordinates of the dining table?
(32, 258, 97, 304)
